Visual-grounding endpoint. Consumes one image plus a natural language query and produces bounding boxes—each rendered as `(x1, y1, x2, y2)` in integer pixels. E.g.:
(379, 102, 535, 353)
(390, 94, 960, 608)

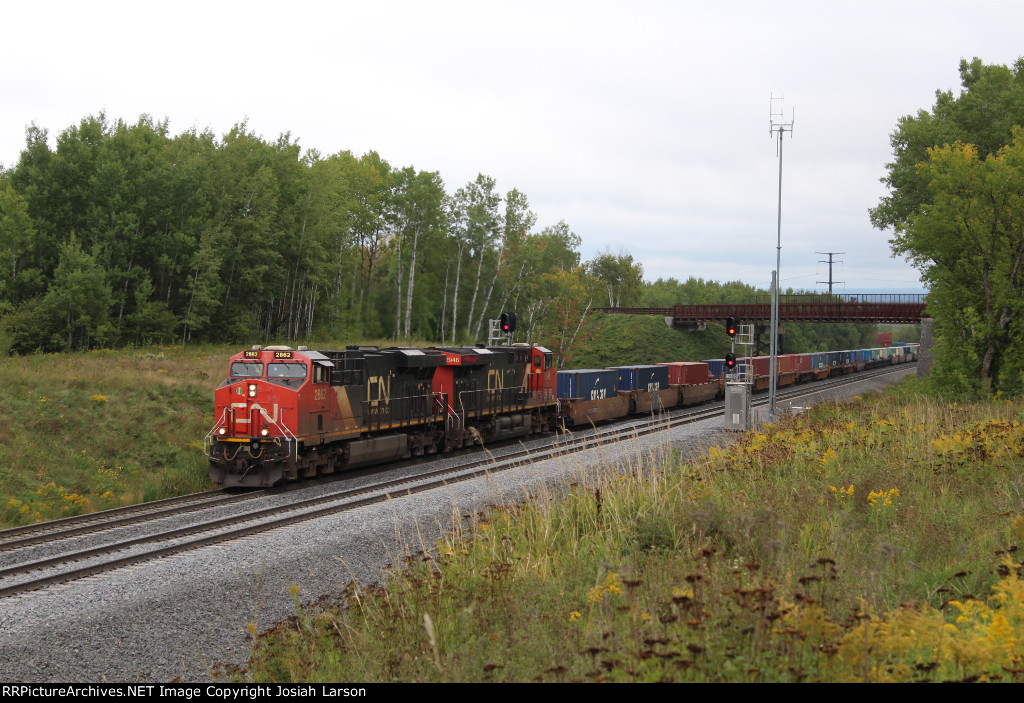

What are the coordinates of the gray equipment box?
(724, 381, 749, 430)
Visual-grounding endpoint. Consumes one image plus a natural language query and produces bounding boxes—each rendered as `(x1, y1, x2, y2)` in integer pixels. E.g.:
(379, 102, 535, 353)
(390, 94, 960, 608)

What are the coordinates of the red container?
(795, 353, 812, 373)
(751, 356, 772, 377)
(659, 361, 710, 386)
(777, 354, 798, 373)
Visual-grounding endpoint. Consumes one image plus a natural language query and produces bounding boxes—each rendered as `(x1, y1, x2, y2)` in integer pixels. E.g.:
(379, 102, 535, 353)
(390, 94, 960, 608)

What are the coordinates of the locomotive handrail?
(457, 385, 527, 423)
(203, 408, 230, 457)
(361, 391, 444, 431)
(257, 405, 298, 464)
(432, 392, 461, 430)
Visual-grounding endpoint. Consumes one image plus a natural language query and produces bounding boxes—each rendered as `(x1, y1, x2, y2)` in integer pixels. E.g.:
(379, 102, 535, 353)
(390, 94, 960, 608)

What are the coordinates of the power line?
(816, 251, 844, 293)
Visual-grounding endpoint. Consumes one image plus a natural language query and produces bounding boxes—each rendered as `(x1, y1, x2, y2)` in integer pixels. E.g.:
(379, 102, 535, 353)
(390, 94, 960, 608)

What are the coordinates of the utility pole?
(816, 251, 845, 294)
(769, 95, 794, 421)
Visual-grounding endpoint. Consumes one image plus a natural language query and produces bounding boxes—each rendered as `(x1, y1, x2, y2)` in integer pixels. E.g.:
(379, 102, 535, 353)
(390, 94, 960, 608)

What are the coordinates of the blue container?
(608, 365, 670, 392)
(703, 359, 726, 378)
(810, 352, 829, 370)
(557, 369, 619, 400)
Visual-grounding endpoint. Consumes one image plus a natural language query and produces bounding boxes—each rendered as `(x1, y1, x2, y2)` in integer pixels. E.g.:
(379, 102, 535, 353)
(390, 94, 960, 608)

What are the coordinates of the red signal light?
(499, 312, 517, 334)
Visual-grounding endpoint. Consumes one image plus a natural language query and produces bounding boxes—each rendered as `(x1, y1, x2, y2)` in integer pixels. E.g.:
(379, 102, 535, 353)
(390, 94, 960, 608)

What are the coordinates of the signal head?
(726, 316, 737, 338)
(725, 353, 736, 369)
(500, 311, 517, 333)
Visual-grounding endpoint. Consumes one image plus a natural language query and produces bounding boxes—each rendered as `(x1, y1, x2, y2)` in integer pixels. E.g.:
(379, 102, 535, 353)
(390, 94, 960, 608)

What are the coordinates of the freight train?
(205, 342, 919, 488)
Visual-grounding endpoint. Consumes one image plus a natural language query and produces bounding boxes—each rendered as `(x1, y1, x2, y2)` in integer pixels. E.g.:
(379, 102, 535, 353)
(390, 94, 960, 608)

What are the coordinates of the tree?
(448, 174, 502, 341)
(389, 167, 446, 340)
(0, 179, 40, 305)
(536, 267, 602, 368)
(871, 58, 1024, 395)
(892, 133, 1024, 392)
(40, 238, 112, 350)
(586, 247, 644, 307)
(871, 57, 1024, 230)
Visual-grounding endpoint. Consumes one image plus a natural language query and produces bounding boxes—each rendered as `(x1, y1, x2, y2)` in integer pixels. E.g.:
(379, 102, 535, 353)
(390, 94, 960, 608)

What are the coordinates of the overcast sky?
(3, 1, 1022, 294)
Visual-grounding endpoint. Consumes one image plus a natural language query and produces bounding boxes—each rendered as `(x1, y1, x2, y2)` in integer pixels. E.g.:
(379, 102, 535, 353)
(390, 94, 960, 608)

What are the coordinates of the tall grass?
(0, 345, 232, 525)
(241, 377, 1024, 683)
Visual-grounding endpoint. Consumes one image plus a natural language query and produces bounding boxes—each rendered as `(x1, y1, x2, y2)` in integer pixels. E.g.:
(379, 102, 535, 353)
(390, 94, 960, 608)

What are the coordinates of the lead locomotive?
(205, 344, 557, 488)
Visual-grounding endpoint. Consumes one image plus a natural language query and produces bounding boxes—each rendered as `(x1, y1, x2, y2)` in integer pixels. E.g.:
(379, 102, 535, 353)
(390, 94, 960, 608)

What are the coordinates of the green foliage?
(872, 58, 1024, 396)
(2, 111, 904, 361)
(895, 133, 1024, 394)
(871, 57, 1024, 230)
(641, 276, 760, 306)
(782, 322, 877, 354)
(586, 247, 644, 307)
(41, 238, 113, 350)
(0, 114, 609, 353)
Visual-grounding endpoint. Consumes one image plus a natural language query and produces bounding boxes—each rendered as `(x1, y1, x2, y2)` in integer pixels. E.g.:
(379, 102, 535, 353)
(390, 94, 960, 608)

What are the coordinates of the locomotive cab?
(207, 346, 324, 487)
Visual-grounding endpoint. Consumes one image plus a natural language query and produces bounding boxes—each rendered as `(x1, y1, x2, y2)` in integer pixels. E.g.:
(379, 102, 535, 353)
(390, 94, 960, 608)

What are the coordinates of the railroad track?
(0, 363, 916, 599)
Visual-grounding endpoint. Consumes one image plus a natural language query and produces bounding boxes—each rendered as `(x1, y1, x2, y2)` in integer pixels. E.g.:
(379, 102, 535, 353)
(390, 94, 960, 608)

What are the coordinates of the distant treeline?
(0, 112, 878, 360)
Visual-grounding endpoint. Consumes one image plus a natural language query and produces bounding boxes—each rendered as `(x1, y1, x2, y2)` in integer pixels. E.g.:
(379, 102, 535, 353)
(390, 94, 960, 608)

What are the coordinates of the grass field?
(0, 345, 229, 525)
(239, 378, 1024, 683)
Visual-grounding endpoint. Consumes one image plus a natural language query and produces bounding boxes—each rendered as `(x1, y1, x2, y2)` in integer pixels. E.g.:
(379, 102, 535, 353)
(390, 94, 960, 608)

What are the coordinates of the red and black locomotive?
(206, 344, 558, 488)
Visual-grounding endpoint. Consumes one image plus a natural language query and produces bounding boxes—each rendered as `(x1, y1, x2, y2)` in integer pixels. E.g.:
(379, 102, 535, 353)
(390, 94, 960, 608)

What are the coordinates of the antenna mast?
(768, 95, 794, 421)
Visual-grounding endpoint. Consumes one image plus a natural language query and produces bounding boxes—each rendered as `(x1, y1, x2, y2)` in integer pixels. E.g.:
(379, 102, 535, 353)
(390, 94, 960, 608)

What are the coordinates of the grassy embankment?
(0, 345, 229, 526)
(241, 378, 1024, 683)
(565, 311, 727, 368)
(0, 316, 727, 528)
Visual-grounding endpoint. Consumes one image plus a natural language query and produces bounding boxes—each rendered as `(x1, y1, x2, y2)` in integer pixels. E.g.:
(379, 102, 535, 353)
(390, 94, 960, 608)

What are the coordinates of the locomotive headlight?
(260, 428, 269, 437)
(248, 383, 257, 397)
(218, 427, 227, 435)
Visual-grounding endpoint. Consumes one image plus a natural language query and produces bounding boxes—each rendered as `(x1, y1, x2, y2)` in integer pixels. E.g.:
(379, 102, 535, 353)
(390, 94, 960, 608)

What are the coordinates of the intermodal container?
(704, 359, 726, 378)
(659, 362, 710, 386)
(557, 369, 620, 400)
(777, 354, 799, 373)
(811, 352, 829, 370)
(608, 365, 670, 392)
(751, 356, 772, 377)
(795, 353, 812, 373)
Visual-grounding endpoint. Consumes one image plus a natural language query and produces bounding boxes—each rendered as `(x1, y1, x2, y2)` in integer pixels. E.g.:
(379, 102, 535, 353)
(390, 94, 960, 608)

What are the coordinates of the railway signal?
(726, 317, 737, 337)
(500, 311, 517, 333)
(725, 353, 736, 369)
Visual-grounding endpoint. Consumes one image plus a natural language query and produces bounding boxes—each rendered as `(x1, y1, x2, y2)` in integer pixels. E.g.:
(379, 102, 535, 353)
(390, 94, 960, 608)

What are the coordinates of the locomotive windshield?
(268, 362, 308, 379)
(230, 362, 263, 378)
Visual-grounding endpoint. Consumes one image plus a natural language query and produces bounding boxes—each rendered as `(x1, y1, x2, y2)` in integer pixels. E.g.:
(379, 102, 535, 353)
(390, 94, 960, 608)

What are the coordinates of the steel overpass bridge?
(598, 293, 928, 327)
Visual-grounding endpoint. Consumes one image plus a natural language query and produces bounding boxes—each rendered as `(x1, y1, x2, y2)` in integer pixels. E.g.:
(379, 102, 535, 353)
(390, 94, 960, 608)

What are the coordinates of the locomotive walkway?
(598, 293, 927, 325)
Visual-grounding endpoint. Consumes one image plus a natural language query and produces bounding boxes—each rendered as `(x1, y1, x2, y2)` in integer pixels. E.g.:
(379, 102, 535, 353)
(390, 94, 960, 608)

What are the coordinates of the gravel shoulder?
(0, 366, 917, 682)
